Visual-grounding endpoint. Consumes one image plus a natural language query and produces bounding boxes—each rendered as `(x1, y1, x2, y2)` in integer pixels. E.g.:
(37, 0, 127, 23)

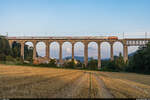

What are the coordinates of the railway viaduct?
(7, 36, 150, 69)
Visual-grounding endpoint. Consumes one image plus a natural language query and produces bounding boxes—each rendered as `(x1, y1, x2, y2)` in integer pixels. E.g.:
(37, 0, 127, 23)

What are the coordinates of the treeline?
(0, 36, 33, 62)
(62, 41, 150, 74)
(101, 42, 150, 74)
(1, 35, 150, 74)
(126, 42, 150, 74)
(0, 36, 12, 61)
(101, 53, 127, 72)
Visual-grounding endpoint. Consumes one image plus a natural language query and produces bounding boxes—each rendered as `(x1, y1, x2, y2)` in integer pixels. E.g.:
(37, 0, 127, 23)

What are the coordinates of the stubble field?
(0, 64, 150, 98)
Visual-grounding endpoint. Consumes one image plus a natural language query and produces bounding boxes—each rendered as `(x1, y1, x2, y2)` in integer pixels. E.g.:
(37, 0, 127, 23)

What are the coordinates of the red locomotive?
(108, 36, 118, 40)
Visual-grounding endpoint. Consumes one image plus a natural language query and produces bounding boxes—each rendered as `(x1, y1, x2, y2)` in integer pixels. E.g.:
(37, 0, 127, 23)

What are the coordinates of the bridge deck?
(7, 36, 109, 39)
(7, 36, 150, 40)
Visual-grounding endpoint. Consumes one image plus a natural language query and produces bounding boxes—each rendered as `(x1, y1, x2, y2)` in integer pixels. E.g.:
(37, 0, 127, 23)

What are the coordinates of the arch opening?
(12, 41, 21, 58)
(50, 42, 59, 60)
(88, 42, 98, 60)
(36, 42, 46, 58)
(74, 42, 84, 63)
(113, 42, 123, 58)
(101, 42, 110, 60)
(24, 42, 33, 61)
(62, 42, 72, 59)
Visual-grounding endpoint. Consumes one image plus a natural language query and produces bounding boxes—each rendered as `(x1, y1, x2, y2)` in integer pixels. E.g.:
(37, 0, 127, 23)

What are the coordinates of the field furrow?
(99, 76, 150, 98)
(92, 73, 114, 98)
(0, 71, 83, 98)
(1, 64, 150, 98)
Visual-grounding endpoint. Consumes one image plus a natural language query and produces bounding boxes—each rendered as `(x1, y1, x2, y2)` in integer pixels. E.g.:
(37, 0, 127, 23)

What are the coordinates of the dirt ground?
(0, 64, 150, 98)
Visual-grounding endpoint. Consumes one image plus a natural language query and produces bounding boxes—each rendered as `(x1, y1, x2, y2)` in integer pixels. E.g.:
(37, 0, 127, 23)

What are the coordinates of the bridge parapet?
(125, 38, 150, 46)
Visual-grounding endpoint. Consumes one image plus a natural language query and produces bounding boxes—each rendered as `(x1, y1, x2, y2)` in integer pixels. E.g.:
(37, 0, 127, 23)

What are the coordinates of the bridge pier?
(21, 42, 24, 60)
(33, 41, 37, 60)
(110, 43, 114, 61)
(123, 45, 128, 62)
(8, 41, 13, 48)
(72, 42, 75, 60)
(84, 42, 88, 67)
(98, 42, 101, 69)
(59, 42, 63, 65)
(46, 41, 50, 59)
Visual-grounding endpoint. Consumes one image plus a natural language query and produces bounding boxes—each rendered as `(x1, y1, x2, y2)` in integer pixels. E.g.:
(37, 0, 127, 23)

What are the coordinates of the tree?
(115, 53, 126, 70)
(24, 45, 33, 62)
(63, 59, 75, 68)
(101, 52, 127, 72)
(12, 42, 34, 62)
(48, 59, 57, 67)
(75, 60, 83, 68)
(127, 42, 150, 73)
(12, 42, 21, 58)
(87, 57, 98, 70)
(0, 36, 12, 61)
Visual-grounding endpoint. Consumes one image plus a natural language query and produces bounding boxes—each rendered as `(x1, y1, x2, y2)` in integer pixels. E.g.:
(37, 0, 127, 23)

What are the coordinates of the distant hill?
(128, 51, 137, 59)
(64, 56, 93, 63)
(64, 56, 111, 62)
(63, 52, 136, 63)
(128, 52, 136, 57)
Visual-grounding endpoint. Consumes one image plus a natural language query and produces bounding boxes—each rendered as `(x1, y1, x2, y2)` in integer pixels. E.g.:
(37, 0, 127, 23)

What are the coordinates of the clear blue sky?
(0, 0, 150, 36)
(0, 0, 149, 58)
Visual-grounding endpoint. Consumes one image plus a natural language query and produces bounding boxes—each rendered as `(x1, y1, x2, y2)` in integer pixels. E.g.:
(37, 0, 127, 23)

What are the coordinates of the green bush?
(63, 59, 75, 68)
(0, 53, 6, 61)
(5, 56, 14, 61)
(75, 60, 83, 68)
(87, 58, 98, 70)
(48, 59, 57, 67)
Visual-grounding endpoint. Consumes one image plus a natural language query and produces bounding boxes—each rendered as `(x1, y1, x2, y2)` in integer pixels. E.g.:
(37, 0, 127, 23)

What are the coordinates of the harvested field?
(0, 64, 150, 98)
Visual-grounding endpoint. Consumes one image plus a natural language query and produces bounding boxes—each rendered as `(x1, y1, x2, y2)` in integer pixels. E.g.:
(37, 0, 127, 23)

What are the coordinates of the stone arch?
(113, 41, 123, 57)
(36, 42, 46, 57)
(100, 42, 110, 60)
(11, 41, 21, 58)
(50, 41, 60, 59)
(88, 42, 98, 60)
(62, 42, 72, 59)
(24, 41, 33, 61)
(74, 42, 84, 62)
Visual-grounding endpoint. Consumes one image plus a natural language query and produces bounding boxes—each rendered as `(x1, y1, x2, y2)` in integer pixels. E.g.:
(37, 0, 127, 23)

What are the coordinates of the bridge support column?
(59, 42, 63, 65)
(46, 41, 50, 59)
(33, 41, 37, 60)
(21, 42, 24, 60)
(72, 43, 75, 60)
(123, 45, 128, 62)
(98, 42, 101, 70)
(110, 43, 114, 61)
(9, 41, 13, 48)
(84, 42, 88, 67)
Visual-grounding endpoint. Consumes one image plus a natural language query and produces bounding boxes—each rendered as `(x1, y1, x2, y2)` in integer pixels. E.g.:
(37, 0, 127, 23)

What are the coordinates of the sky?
(0, 0, 150, 59)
